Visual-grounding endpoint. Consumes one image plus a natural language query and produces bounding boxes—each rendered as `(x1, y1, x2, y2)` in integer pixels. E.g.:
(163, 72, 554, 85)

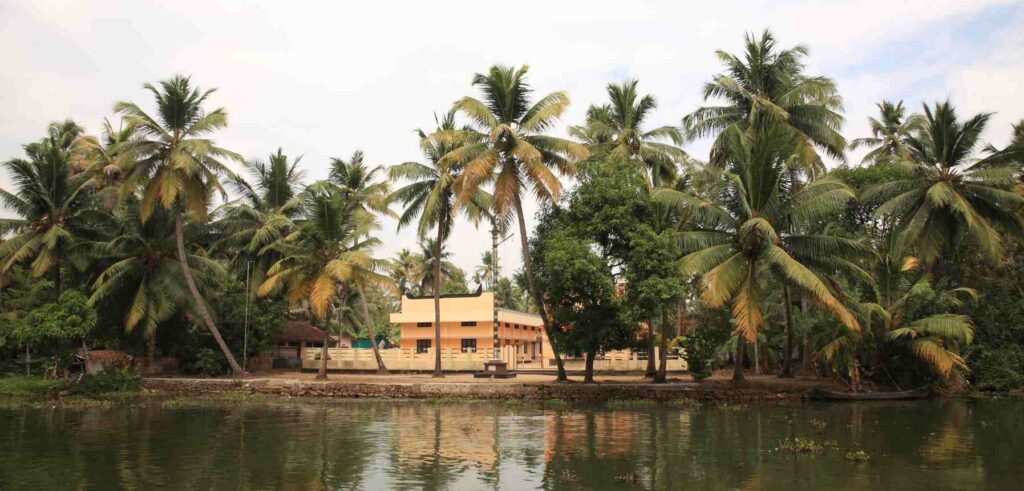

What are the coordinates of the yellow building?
(390, 291, 550, 365)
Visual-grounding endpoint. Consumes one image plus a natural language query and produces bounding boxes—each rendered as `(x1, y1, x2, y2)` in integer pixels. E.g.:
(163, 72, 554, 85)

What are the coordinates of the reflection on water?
(0, 397, 1021, 490)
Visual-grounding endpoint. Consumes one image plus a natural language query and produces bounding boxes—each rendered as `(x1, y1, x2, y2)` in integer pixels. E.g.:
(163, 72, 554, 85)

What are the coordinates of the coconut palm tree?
(655, 125, 861, 382)
(863, 101, 1024, 269)
(822, 235, 976, 385)
(569, 79, 688, 187)
(330, 150, 392, 218)
(389, 111, 491, 377)
(329, 150, 396, 372)
(76, 118, 141, 210)
(442, 65, 589, 380)
(113, 75, 245, 374)
(216, 148, 305, 289)
(474, 250, 496, 289)
(389, 248, 423, 296)
(0, 120, 108, 296)
(849, 100, 924, 165)
(682, 29, 845, 175)
(88, 201, 223, 362)
(258, 182, 387, 378)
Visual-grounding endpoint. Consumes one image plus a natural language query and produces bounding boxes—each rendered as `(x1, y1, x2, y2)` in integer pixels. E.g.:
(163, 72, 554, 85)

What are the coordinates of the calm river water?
(0, 397, 1021, 490)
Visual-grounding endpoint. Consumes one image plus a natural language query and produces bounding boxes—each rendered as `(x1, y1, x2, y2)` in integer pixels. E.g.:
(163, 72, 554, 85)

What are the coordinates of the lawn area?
(0, 376, 62, 396)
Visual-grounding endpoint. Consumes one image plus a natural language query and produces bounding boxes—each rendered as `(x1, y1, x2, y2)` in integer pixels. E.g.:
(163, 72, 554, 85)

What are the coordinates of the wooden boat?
(808, 388, 931, 401)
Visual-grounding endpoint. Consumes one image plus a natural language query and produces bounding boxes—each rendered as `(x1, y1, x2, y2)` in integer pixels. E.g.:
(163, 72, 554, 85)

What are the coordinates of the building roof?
(279, 321, 331, 343)
(390, 291, 542, 326)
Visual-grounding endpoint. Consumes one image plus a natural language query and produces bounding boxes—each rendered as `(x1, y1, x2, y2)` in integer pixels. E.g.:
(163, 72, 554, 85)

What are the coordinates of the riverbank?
(141, 371, 846, 403)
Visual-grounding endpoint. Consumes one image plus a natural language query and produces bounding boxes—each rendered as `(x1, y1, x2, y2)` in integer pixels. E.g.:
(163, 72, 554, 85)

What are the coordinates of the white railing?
(303, 347, 518, 371)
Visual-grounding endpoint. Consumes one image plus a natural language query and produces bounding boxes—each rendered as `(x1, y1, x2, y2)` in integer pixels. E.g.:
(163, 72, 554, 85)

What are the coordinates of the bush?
(66, 369, 142, 395)
(679, 306, 731, 381)
(184, 348, 228, 377)
(968, 344, 1024, 391)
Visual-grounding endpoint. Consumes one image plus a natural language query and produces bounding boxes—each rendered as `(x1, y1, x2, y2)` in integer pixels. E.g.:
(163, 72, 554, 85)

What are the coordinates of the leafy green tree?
(1, 120, 108, 295)
(864, 101, 1024, 268)
(682, 30, 845, 174)
(655, 126, 862, 382)
(15, 290, 97, 373)
(849, 100, 924, 165)
(389, 110, 490, 376)
(114, 75, 244, 374)
(444, 65, 589, 380)
(533, 209, 632, 383)
(569, 79, 688, 187)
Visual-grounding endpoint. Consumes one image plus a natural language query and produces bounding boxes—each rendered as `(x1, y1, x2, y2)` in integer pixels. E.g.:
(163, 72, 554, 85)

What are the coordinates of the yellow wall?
(392, 292, 548, 360)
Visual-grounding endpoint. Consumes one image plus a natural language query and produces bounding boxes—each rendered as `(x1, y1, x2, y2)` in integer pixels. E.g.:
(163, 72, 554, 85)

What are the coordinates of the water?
(0, 397, 1021, 490)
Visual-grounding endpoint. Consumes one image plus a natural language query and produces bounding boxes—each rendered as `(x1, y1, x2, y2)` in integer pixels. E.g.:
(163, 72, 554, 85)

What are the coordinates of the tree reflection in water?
(0, 398, 1020, 490)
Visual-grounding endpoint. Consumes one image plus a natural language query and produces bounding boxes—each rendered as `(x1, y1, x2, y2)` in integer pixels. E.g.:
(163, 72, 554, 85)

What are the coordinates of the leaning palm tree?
(0, 120, 107, 296)
(89, 201, 222, 362)
(114, 75, 245, 375)
(655, 125, 861, 382)
(216, 148, 305, 289)
(442, 65, 589, 380)
(863, 101, 1024, 269)
(682, 29, 845, 175)
(390, 111, 491, 377)
(259, 182, 386, 378)
(569, 79, 688, 187)
(849, 100, 924, 165)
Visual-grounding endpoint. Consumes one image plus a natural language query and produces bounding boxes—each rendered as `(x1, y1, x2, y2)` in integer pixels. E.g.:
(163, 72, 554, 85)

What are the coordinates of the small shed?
(269, 321, 352, 368)
(78, 350, 133, 375)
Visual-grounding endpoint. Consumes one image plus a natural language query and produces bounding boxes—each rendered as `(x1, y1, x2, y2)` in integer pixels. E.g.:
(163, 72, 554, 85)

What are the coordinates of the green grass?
(0, 376, 62, 396)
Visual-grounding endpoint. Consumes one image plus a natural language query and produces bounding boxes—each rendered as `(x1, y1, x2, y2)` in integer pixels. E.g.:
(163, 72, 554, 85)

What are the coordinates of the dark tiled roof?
(279, 321, 330, 343)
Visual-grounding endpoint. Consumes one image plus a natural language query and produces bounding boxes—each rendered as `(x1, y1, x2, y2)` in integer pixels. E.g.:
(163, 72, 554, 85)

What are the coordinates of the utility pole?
(242, 260, 254, 376)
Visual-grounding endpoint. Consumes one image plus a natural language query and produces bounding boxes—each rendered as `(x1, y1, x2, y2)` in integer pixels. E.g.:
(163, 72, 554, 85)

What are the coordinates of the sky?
(2, 0, 1023, 280)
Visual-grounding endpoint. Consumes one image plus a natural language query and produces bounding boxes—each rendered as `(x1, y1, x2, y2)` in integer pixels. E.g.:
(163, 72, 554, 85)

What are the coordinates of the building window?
(416, 322, 432, 327)
(416, 339, 431, 353)
(461, 339, 477, 353)
(461, 321, 477, 327)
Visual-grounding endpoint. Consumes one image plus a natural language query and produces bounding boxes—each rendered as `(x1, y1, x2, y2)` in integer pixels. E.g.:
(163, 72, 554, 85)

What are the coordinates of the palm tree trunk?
(801, 297, 812, 373)
(147, 327, 156, 367)
(432, 228, 444, 378)
(645, 319, 656, 378)
(317, 312, 329, 380)
(654, 307, 671, 383)
(54, 254, 63, 299)
(175, 213, 243, 376)
(780, 285, 795, 378)
(513, 196, 566, 381)
(733, 336, 745, 383)
(357, 284, 388, 374)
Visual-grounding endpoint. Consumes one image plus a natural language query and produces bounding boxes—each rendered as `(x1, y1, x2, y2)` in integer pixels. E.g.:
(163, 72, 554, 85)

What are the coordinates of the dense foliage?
(2, 29, 1023, 390)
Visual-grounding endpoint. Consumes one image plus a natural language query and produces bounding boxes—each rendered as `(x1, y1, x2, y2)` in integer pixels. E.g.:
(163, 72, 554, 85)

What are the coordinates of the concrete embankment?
(143, 376, 833, 402)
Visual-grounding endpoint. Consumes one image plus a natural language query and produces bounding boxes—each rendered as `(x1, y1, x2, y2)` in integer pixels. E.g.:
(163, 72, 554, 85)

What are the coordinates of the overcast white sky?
(2, 0, 1023, 279)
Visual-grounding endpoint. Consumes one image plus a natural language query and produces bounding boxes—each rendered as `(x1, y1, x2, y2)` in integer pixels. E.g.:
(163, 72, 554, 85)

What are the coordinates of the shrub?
(185, 348, 227, 377)
(66, 369, 142, 395)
